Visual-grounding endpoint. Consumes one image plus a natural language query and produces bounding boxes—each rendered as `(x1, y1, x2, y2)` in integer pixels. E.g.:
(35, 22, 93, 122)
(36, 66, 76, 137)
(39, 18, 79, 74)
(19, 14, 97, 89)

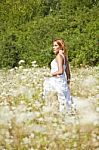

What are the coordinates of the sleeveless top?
(51, 54, 66, 79)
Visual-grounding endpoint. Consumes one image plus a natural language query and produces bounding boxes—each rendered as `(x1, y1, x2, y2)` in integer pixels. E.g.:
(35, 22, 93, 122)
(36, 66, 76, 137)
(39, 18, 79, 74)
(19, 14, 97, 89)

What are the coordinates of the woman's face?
(53, 41, 60, 55)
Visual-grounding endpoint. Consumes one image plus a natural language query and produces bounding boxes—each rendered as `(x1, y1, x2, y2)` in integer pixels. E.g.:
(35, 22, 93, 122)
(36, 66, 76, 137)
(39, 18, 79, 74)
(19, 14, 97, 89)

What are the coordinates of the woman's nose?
(53, 46, 55, 49)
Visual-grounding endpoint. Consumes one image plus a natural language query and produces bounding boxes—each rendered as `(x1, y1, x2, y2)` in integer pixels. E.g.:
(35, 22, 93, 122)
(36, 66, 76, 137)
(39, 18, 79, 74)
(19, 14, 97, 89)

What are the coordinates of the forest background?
(0, 0, 99, 68)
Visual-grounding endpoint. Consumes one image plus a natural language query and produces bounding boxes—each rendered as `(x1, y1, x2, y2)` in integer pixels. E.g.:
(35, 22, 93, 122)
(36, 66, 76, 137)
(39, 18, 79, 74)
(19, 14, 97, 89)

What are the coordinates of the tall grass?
(0, 63, 99, 150)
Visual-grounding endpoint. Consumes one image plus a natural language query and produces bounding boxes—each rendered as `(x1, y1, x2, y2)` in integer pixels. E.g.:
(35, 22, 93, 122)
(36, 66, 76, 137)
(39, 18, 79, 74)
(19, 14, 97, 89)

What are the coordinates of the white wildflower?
(96, 136, 99, 140)
(23, 137, 30, 145)
(15, 111, 36, 124)
(31, 60, 36, 64)
(15, 103, 27, 112)
(29, 148, 35, 150)
(73, 142, 77, 147)
(14, 67, 18, 70)
(0, 106, 14, 125)
(19, 65, 23, 69)
(42, 106, 53, 113)
(31, 61, 38, 67)
(18, 60, 25, 65)
(96, 107, 99, 112)
(93, 120, 99, 126)
(5, 138, 13, 144)
(29, 133, 35, 138)
(28, 124, 46, 133)
(9, 68, 15, 72)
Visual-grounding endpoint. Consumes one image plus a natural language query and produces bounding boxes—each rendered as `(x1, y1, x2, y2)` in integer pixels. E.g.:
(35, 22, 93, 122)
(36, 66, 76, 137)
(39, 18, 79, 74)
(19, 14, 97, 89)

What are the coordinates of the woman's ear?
(59, 50, 64, 54)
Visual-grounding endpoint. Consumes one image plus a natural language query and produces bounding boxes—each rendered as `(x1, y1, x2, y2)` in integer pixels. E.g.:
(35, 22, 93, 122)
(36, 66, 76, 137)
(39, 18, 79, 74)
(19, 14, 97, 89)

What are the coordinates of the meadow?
(0, 61, 99, 150)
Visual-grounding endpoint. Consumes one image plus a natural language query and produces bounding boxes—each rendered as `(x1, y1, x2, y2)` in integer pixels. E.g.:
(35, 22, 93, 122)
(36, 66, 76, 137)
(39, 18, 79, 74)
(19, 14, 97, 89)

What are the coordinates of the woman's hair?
(53, 38, 68, 57)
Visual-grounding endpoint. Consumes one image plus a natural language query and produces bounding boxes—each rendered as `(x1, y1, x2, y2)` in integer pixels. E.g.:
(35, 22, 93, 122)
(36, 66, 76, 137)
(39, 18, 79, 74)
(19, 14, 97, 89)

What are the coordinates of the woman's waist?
(51, 74, 66, 80)
(51, 72, 66, 78)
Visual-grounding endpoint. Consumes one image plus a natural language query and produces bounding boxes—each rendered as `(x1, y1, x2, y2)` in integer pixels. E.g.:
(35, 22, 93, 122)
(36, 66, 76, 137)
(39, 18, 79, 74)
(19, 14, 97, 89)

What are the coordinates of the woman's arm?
(51, 54, 64, 76)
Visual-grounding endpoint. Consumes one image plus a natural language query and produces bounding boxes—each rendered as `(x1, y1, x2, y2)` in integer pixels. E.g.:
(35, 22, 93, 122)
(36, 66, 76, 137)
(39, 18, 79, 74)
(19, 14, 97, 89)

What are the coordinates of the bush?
(0, 0, 99, 68)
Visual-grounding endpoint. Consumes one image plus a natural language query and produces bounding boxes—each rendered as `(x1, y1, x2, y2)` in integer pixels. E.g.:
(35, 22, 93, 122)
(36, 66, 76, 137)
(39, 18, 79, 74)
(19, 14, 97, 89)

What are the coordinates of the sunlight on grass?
(71, 66, 99, 98)
(0, 64, 99, 149)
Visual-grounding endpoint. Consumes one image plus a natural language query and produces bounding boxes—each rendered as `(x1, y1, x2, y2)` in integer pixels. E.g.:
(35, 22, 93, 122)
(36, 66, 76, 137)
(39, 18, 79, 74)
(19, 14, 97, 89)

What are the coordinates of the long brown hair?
(53, 38, 68, 58)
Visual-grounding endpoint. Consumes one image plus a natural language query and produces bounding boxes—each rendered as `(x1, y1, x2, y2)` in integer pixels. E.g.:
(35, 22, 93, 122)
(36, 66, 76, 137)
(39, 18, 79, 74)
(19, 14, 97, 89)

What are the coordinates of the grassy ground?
(0, 63, 99, 150)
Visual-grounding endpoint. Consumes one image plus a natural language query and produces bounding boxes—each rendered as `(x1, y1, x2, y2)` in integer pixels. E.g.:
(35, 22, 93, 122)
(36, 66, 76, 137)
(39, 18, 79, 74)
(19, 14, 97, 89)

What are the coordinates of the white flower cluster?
(31, 61, 38, 67)
(0, 65, 98, 149)
(18, 60, 25, 65)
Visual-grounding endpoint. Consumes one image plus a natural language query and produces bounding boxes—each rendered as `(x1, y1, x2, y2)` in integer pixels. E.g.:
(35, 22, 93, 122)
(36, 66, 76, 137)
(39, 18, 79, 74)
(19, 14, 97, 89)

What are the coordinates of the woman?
(43, 39, 72, 112)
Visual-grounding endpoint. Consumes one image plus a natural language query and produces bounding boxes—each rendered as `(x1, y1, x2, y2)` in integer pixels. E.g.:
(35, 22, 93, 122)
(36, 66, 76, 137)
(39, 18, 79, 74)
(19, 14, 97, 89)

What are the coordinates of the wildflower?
(29, 148, 35, 150)
(31, 61, 38, 67)
(93, 120, 99, 126)
(15, 111, 36, 124)
(28, 124, 46, 133)
(73, 142, 77, 148)
(97, 136, 99, 140)
(14, 67, 18, 70)
(18, 60, 25, 65)
(10, 68, 15, 72)
(23, 137, 30, 145)
(29, 133, 35, 138)
(31, 60, 36, 64)
(96, 107, 99, 112)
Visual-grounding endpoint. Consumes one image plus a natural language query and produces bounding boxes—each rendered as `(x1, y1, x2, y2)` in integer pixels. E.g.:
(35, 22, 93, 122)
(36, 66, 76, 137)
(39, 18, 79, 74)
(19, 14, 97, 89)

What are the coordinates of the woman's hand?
(67, 79, 70, 84)
(51, 73, 60, 77)
(44, 72, 52, 77)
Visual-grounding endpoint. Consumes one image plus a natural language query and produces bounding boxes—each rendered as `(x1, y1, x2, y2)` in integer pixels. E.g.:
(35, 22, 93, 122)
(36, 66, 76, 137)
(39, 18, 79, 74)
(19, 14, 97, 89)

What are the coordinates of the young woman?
(43, 39, 72, 112)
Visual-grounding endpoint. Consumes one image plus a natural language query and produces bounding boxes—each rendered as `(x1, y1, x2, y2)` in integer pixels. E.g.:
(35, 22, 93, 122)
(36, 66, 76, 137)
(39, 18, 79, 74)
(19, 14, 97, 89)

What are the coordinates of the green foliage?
(0, 0, 99, 68)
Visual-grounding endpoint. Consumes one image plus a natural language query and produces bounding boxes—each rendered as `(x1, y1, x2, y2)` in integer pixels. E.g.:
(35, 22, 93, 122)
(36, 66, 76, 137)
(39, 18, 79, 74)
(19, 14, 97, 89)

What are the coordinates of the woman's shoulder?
(57, 53, 66, 62)
(56, 53, 64, 59)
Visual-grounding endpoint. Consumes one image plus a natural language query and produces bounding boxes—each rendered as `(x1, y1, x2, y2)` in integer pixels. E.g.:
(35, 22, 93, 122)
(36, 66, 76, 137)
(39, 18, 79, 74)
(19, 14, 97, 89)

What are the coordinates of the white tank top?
(51, 54, 66, 78)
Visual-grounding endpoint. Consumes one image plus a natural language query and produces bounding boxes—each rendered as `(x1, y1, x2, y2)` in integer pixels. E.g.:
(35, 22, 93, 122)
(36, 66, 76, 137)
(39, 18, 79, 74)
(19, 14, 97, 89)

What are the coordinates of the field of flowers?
(0, 61, 99, 150)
